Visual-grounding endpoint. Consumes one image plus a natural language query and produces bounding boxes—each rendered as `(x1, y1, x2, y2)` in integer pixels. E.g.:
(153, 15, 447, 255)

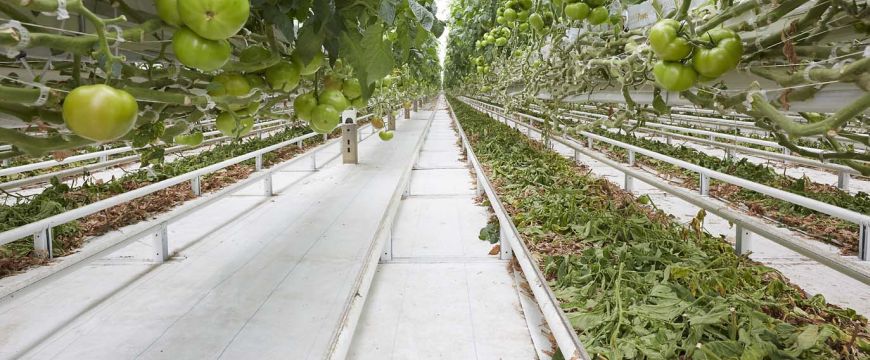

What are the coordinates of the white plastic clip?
(31, 83, 49, 106)
(744, 89, 767, 109)
(802, 62, 820, 82)
(195, 94, 215, 111)
(43, 0, 70, 20)
(0, 20, 30, 58)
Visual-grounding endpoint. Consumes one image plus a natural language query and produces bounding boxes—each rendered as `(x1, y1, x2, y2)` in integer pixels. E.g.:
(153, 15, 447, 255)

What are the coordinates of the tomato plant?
(177, 0, 250, 40)
(172, 27, 232, 72)
(692, 29, 744, 79)
(648, 20, 692, 61)
(265, 61, 301, 92)
(309, 104, 339, 134)
(652, 61, 697, 92)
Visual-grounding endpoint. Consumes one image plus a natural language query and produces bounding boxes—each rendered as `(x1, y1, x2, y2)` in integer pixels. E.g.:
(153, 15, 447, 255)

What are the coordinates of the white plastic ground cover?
(447, 99, 592, 360)
(460, 97, 870, 286)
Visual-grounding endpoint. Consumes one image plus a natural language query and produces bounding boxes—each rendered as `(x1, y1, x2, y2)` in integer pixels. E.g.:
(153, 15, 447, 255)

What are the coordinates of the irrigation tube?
(460, 97, 870, 286)
(447, 99, 591, 360)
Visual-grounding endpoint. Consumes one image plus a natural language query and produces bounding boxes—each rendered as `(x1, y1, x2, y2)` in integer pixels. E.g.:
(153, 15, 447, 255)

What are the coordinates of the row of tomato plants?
(0, 121, 340, 276)
(578, 126, 869, 253)
(449, 96, 869, 359)
(490, 101, 869, 253)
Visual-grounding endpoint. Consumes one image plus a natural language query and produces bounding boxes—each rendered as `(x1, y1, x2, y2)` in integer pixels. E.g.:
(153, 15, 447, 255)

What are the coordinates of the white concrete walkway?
(348, 99, 538, 359)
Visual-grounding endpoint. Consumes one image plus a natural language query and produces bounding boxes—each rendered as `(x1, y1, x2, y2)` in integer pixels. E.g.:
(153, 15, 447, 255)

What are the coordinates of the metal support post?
(699, 173, 709, 196)
(498, 224, 513, 260)
(573, 149, 580, 163)
(152, 223, 169, 262)
(33, 227, 53, 258)
(263, 174, 273, 196)
(413, 100, 419, 112)
(404, 103, 411, 120)
(388, 112, 396, 131)
(311, 151, 317, 170)
(837, 171, 850, 191)
(380, 227, 393, 262)
(734, 224, 751, 255)
(297, 139, 304, 149)
(624, 150, 635, 192)
(859, 224, 869, 261)
(666, 135, 672, 145)
(323, 133, 328, 142)
(191, 176, 201, 196)
(342, 124, 359, 164)
(587, 136, 593, 149)
(255, 154, 263, 171)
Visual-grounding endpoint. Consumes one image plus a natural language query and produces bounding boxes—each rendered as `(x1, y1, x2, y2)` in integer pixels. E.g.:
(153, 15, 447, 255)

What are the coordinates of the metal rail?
(462, 97, 870, 261)
(447, 98, 591, 360)
(459, 96, 870, 285)
(0, 119, 288, 177)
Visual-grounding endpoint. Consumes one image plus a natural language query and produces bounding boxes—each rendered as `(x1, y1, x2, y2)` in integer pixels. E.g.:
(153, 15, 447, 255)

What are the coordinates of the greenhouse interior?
(0, 0, 868, 358)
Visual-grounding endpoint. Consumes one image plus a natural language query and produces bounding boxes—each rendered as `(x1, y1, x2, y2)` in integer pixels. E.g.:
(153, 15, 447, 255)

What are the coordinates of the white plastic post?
(33, 227, 53, 258)
(255, 154, 263, 171)
(263, 174, 273, 196)
(191, 176, 201, 196)
(152, 223, 169, 262)
(380, 227, 393, 262)
(838, 172, 850, 191)
(499, 223, 513, 260)
(859, 224, 869, 261)
(624, 149, 635, 192)
(699, 173, 709, 196)
(734, 224, 751, 255)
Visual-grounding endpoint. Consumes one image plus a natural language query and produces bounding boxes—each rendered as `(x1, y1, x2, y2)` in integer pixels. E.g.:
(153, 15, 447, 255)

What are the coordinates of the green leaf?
(653, 88, 670, 115)
(379, 0, 400, 25)
(294, 24, 324, 65)
(407, 0, 434, 31)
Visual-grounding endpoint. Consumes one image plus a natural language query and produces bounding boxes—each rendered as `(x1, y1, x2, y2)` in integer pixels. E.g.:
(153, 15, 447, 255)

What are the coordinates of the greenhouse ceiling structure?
(0, 0, 868, 358)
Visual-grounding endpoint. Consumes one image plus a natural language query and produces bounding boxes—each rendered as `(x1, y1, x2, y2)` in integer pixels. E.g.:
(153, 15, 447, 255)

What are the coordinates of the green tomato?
(496, 16, 506, 25)
(63, 84, 138, 142)
(265, 61, 301, 92)
(155, 0, 181, 27)
(500, 27, 511, 37)
(587, 0, 606, 6)
(172, 27, 231, 72)
(529, 13, 545, 32)
(342, 78, 362, 100)
(209, 73, 250, 97)
(517, 10, 529, 21)
(588, 6, 608, 25)
(245, 74, 266, 89)
(503, 8, 518, 22)
(495, 37, 508, 46)
(238, 45, 271, 64)
(692, 28, 743, 79)
(174, 132, 204, 146)
(178, 0, 249, 40)
(309, 104, 339, 134)
(518, 0, 532, 9)
(564, 3, 589, 21)
(293, 92, 318, 121)
(215, 112, 254, 138)
(378, 130, 394, 141)
(518, 23, 529, 32)
(292, 51, 323, 75)
(652, 61, 697, 92)
(648, 19, 692, 61)
(319, 89, 350, 112)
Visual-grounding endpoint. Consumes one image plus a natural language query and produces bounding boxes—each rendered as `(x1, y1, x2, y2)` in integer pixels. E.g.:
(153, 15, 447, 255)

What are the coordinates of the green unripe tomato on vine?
(517, 10, 529, 21)
(495, 37, 508, 46)
(648, 19, 692, 61)
(178, 0, 250, 40)
(518, 0, 532, 9)
(174, 132, 204, 146)
(653, 61, 697, 92)
(63, 84, 138, 142)
(342, 78, 362, 100)
(564, 3, 590, 21)
(155, 0, 181, 27)
(519, 23, 529, 32)
(692, 28, 744, 79)
(378, 130, 394, 141)
(309, 104, 339, 134)
(587, 0, 606, 7)
(265, 61, 301, 92)
(319, 89, 350, 112)
(529, 13, 545, 32)
(215, 112, 254, 138)
(209, 73, 250, 98)
(503, 8, 518, 22)
(172, 27, 231, 72)
(588, 6, 608, 25)
(497, 16, 506, 25)
(293, 92, 318, 121)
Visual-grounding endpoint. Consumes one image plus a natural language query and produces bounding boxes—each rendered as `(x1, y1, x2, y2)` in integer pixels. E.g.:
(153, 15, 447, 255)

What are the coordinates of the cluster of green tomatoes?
(292, 74, 364, 135)
(558, 0, 611, 25)
(648, 19, 744, 92)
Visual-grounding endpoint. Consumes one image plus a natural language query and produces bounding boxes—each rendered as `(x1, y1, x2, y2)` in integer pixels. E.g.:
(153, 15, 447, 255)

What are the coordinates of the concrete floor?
(480, 104, 870, 317)
(348, 100, 538, 359)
